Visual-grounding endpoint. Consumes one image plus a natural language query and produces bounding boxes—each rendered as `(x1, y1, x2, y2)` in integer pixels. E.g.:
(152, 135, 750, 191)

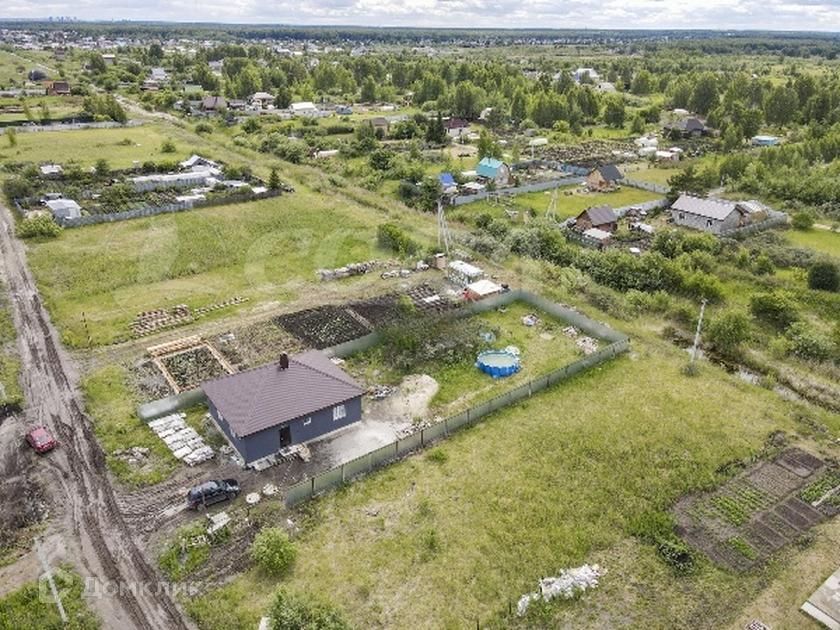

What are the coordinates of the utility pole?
(35, 537, 67, 623)
(690, 298, 708, 363)
(437, 198, 452, 255)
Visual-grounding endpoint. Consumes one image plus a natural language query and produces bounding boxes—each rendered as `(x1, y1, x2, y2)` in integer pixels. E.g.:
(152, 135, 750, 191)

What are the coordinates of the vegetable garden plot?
(673, 448, 837, 571)
(160, 346, 230, 392)
(275, 305, 372, 349)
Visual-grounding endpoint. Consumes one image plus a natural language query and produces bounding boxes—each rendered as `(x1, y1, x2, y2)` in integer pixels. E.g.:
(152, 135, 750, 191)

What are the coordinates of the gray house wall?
(670, 208, 740, 235)
(208, 395, 363, 465)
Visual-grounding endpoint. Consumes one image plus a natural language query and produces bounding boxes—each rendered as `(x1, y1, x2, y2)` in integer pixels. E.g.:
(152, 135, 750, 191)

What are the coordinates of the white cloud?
(4, 0, 840, 30)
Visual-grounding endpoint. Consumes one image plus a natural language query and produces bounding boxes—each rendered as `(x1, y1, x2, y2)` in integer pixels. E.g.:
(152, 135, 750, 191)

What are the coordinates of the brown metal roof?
(202, 350, 364, 437)
(580, 205, 617, 226)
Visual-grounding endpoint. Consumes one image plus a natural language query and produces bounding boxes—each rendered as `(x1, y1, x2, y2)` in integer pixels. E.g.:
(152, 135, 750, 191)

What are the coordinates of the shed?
(586, 164, 623, 190)
(39, 163, 63, 178)
(202, 95, 227, 111)
(290, 102, 319, 117)
(447, 260, 484, 286)
(465, 279, 503, 301)
(45, 198, 81, 220)
(751, 135, 779, 147)
(251, 92, 275, 108)
(582, 227, 612, 248)
(575, 205, 618, 232)
(179, 155, 219, 171)
(45, 80, 70, 96)
(202, 351, 364, 466)
(476, 157, 511, 186)
(669, 194, 748, 234)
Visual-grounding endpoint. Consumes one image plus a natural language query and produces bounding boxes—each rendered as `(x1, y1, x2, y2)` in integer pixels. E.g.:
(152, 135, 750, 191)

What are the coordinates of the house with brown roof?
(201, 95, 227, 112)
(574, 205, 618, 232)
(586, 164, 623, 191)
(202, 350, 364, 466)
(45, 80, 70, 96)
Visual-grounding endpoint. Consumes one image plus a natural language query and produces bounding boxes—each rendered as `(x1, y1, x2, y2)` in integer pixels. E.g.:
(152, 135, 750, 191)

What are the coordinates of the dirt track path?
(0, 202, 192, 630)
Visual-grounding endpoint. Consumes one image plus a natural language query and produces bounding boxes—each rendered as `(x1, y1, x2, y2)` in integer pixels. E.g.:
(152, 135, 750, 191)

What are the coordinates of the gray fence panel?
(324, 332, 381, 359)
(531, 375, 550, 396)
(397, 432, 423, 455)
(313, 467, 343, 494)
(422, 421, 447, 445)
(370, 443, 398, 469)
(446, 412, 470, 433)
(342, 454, 372, 481)
(285, 480, 313, 506)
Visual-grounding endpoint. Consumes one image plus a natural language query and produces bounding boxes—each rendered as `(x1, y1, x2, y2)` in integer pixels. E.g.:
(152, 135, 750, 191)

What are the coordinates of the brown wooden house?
(45, 80, 71, 96)
(586, 164, 623, 191)
(574, 205, 618, 233)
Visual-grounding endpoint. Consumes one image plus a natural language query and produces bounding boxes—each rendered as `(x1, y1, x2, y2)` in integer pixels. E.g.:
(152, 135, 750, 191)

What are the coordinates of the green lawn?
(450, 185, 662, 224)
(186, 328, 829, 630)
(27, 188, 434, 347)
(785, 227, 840, 258)
(0, 566, 100, 630)
(622, 162, 683, 186)
(347, 302, 586, 414)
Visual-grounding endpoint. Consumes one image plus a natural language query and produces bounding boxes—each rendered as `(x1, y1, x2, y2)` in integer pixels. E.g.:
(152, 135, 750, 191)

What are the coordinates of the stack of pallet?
(148, 412, 214, 465)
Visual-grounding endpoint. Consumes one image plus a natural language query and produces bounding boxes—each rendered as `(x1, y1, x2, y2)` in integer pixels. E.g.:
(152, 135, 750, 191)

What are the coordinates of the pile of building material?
(132, 304, 192, 336)
(147, 413, 214, 465)
(517, 565, 604, 617)
(317, 260, 379, 281)
(576, 336, 599, 355)
(193, 296, 248, 317)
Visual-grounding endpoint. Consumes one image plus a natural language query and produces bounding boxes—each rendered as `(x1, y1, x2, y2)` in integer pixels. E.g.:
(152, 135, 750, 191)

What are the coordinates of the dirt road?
(0, 202, 192, 630)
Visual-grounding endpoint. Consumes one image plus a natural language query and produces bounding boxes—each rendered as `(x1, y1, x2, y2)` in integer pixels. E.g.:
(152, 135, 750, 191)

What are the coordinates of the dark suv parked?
(186, 479, 240, 510)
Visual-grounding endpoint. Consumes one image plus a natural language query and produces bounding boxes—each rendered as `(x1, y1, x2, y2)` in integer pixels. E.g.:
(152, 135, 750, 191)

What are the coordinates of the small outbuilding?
(447, 260, 484, 286)
(476, 157, 511, 186)
(751, 135, 779, 147)
(575, 205, 618, 232)
(290, 101, 319, 117)
(464, 279, 503, 301)
(586, 164, 623, 191)
(202, 351, 364, 467)
(201, 95, 227, 112)
(39, 163, 63, 178)
(45, 198, 81, 220)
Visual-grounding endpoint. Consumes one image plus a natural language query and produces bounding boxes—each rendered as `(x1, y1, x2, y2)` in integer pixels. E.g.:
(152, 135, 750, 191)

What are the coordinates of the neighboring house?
(336, 104, 353, 115)
(202, 351, 364, 466)
(575, 205, 618, 232)
(368, 116, 390, 137)
(751, 135, 779, 147)
(573, 67, 600, 83)
(179, 154, 219, 171)
(664, 117, 712, 138)
(289, 101, 319, 117)
(586, 164, 623, 191)
(150, 67, 169, 82)
(130, 168, 219, 192)
(102, 54, 116, 66)
(202, 95, 227, 112)
(444, 117, 469, 138)
(250, 91, 275, 109)
(476, 157, 511, 186)
(669, 194, 764, 234)
(45, 198, 81, 220)
(39, 163, 63, 178)
(45, 80, 70, 96)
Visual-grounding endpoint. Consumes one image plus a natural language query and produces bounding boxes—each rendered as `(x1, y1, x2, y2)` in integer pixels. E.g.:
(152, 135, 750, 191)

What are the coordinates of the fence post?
(341, 463, 346, 484)
(367, 452, 372, 473)
(528, 381, 532, 396)
(420, 428, 425, 448)
(310, 476, 315, 497)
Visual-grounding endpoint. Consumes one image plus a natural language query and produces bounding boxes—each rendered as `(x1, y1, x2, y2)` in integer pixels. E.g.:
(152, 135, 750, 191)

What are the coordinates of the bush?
(750, 291, 799, 329)
(377, 223, 419, 256)
(16, 215, 62, 239)
(808, 260, 839, 292)
(250, 527, 296, 577)
(195, 122, 213, 134)
(269, 588, 349, 630)
(706, 310, 751, 357)
(161, 139, 177, 153)
(791, 211, 814, 230)
(785, 322, 835, 362)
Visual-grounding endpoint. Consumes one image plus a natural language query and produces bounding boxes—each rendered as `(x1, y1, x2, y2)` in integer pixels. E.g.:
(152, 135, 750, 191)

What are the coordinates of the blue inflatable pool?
(476, 350, 521, 378)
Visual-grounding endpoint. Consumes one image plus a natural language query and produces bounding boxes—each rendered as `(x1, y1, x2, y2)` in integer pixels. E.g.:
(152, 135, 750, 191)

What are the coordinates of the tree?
(16, 215, 62, 239)
(510, 88, 527, 123)
(250, 527, 296, 577)
(39, 102, 51, 124)
(368, 148, 393, 171)
(791, 211, 814, 230)
(160, 139, 176, 154)
(630, 69, 654, 95)
(425, 112, 446, 145)
(630, 114, 645, 135)
(360, 76, 377, 103)
(750, 291, 799, 329)
(689, 73, 719, 115)
(269, 588, 349, 630)
(476, 129, 501, 160)
(808, 260, 839, 292)
(268, 167, 280, 190)
(603, 95, 626, 128)
(94, 158, 110, 177)
(764, 85, 799, 126)
(706, 310, 751, 357)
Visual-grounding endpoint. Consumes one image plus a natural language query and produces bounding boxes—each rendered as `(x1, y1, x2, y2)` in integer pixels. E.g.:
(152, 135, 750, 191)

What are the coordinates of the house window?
(706, 219, 713, 228)
(333, 405, 346, 421)
(303, 417, 312, 426)
(678, 213, 685, 220)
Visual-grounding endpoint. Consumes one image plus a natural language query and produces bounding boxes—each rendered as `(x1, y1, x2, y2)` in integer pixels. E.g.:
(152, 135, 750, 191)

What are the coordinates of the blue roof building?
(439, 172, 456, 188)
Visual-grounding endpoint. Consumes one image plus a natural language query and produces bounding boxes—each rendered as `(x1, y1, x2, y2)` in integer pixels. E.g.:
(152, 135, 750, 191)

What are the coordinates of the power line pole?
(35, 537, 67, 623)
(690, 298, 708, 364)
(437, 198, 452, 255)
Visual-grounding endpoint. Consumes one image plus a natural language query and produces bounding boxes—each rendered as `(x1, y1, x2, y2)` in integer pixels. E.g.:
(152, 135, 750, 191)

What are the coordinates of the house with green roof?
(476, 157, 511, 186)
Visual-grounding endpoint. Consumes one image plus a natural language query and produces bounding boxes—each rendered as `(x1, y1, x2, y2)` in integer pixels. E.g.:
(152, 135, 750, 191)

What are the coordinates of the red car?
(25, 426, 57, 454)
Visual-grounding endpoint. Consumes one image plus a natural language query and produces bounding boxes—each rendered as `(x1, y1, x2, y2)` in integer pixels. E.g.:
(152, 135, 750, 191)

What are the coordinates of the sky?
(3, 0, 840, 32)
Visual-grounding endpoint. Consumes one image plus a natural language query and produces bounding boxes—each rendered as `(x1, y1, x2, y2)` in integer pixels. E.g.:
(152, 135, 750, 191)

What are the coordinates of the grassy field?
(450, 185, 662, 224)
(0, 124, 208, 169)
(348, 302, 585, 413)
(0, 566, 100, 629)
(186, 318, 835, 629)
(0, 285, 21, 411)
(27, 187, 435, 347)
(622, 162, 683, 186)
(785, 227, 840, 258)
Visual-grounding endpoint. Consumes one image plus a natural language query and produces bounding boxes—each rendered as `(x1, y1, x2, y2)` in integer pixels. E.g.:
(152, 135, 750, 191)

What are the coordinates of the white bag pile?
(148, 412, 214, 465)
(516, 564, 604, 617)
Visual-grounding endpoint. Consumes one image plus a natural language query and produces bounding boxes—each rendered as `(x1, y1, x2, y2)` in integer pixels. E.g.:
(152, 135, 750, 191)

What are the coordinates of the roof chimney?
(278, 353, 289, 370)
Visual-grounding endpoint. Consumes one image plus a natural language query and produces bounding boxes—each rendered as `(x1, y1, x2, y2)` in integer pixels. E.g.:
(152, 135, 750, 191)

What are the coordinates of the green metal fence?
(285, 335, 630, 507)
